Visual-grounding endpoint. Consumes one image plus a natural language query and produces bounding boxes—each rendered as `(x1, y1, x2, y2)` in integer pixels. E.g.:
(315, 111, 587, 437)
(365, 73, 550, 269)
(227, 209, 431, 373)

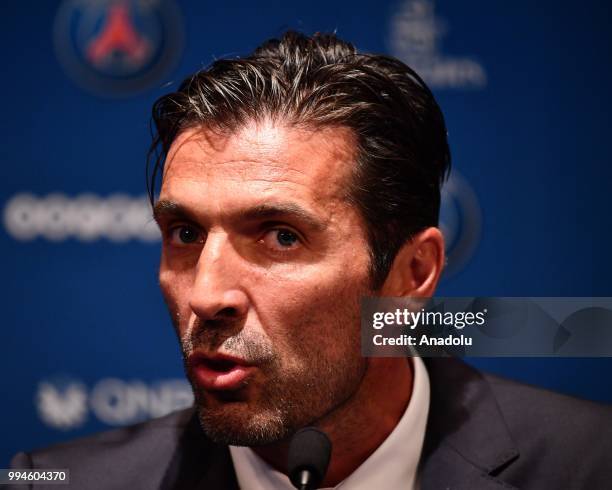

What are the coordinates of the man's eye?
(260, 229, 300, 251)
(169, 225, 202, 245)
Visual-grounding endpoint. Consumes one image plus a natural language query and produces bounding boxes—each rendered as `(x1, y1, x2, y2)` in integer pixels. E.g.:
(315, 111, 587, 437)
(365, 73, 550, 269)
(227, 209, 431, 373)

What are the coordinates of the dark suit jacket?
(10, 358, 612, 489)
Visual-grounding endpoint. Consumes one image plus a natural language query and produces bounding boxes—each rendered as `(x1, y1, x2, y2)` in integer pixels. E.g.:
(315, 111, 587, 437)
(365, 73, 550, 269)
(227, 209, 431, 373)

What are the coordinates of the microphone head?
(287, 427, 332, 489)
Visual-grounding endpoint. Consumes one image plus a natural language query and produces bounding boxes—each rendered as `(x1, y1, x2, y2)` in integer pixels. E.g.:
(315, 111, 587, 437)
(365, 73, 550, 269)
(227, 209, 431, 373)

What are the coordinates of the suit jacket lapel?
(160, 408, 239, 490)
(419, 358, 519, 490)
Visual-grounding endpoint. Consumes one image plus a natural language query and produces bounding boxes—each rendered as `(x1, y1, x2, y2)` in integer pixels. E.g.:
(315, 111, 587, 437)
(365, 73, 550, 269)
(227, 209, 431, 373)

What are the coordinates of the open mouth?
(189, 353, 253, 390)
(200, 357, 238, 373)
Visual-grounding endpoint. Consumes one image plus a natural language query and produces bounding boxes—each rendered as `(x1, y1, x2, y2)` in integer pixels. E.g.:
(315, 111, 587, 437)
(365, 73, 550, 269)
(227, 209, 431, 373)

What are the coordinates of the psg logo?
(439, 172, 482, 278)
(53, 0, 184, 96)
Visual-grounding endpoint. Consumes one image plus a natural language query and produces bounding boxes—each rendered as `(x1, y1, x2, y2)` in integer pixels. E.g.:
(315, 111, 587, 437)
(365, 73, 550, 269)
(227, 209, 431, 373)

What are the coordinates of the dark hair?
(148, 30, 451, 289)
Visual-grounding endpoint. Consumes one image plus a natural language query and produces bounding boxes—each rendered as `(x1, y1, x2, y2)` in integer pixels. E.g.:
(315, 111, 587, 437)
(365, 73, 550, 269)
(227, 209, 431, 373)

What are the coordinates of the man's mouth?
(188, 352, 255, 391)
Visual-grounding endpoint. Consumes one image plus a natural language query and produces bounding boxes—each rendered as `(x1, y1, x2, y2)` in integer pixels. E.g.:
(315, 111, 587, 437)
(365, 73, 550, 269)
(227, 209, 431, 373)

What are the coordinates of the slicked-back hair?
(148, 31, 451, 289)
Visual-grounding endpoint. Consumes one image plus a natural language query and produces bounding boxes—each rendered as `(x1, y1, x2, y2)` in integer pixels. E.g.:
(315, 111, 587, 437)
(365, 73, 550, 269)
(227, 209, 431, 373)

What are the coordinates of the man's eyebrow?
(236, 203, 327, 232)
(152, 199, 327, 232)
(153, 200, 198, 223)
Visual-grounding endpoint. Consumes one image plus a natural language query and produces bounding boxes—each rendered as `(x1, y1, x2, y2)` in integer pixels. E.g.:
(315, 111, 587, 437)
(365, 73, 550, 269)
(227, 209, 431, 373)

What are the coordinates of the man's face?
(155, 121, 374, 446)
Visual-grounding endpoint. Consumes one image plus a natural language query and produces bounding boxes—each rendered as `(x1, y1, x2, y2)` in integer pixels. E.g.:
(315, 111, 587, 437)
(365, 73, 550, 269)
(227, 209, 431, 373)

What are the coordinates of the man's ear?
(380, 227, 445, 297)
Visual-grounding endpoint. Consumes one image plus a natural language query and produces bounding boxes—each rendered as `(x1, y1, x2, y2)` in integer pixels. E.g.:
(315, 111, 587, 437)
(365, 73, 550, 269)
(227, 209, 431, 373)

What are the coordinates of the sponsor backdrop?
(1, 0, 610, 466)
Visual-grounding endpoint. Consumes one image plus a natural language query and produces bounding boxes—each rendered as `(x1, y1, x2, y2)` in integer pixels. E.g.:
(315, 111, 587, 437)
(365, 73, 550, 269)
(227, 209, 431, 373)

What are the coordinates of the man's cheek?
(160, 268, 190, 300)
(159, 272, 192, 331)
(260, 287, 324, 326)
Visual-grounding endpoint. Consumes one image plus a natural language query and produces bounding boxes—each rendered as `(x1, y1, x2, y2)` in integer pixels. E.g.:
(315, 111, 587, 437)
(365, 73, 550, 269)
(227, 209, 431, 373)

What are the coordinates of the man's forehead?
(162, 120, 357, 194)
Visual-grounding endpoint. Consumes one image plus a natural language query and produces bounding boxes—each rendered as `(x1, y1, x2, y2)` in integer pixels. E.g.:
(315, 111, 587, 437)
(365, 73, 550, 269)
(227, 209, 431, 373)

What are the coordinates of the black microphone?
(287, 427, 332, 490)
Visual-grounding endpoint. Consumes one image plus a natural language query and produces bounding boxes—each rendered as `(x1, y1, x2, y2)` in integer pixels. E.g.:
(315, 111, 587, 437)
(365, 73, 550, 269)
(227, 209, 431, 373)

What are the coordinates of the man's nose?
(188, 232, 249, 325)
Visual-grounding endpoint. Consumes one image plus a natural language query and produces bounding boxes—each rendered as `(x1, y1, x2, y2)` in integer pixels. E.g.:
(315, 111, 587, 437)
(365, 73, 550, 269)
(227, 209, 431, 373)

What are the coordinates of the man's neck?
(252, 357, 414, 487)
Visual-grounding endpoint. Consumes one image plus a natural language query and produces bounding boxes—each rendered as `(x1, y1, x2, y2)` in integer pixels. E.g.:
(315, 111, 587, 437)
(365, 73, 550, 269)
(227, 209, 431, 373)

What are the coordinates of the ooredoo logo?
(53, 0, 184, 96)
(2, 193, 159, 242)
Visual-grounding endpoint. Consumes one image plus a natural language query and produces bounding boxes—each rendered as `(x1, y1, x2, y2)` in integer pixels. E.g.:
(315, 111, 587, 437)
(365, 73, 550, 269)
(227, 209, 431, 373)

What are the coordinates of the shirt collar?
(229, 356, 430, 490)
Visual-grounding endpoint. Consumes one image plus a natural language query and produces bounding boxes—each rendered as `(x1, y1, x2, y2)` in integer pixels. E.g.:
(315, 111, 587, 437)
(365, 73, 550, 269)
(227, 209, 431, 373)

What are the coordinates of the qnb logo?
(53, 0, 184, 96)
(36, 377, 194, 430)
(37, 380, 88, 430)
(389, 0, 487, 89)
(3, 193, 160, 242)
(439, 173, 482, 278)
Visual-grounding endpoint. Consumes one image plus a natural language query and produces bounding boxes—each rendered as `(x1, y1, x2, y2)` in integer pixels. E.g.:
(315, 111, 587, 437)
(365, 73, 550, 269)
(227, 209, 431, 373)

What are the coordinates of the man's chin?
(195, 401, 292, 446)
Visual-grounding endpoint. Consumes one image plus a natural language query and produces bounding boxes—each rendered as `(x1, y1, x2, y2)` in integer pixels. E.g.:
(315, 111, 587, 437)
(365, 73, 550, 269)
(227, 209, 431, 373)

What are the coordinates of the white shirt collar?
(229, 356, 430, 490)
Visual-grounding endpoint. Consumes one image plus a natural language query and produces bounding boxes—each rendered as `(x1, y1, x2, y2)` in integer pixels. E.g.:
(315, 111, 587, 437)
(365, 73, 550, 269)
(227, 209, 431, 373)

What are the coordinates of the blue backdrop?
(2, 0, 611, 467)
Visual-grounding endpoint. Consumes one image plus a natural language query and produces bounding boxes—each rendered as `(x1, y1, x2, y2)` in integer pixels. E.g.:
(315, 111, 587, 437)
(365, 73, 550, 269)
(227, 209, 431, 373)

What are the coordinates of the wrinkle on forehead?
(162, 119, 358, 203)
